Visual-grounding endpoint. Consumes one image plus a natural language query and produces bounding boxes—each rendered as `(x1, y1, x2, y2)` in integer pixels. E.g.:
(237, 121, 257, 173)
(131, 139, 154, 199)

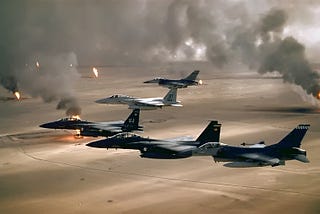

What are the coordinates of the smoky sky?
(1, 0, 320, 109)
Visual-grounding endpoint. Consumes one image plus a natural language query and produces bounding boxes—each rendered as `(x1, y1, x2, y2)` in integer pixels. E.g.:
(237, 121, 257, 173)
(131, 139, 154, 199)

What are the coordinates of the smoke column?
(1, 1, 320, 107)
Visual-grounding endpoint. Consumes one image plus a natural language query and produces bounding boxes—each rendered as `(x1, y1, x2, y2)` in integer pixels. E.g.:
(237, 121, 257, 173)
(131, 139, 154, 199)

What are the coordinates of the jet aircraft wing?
(165, 136, 194, 141)
(155, 143, 195, 153)
(133, 140, 196, 153)
(81, 121, 124, 132)
(134, 98, 164, 106)
(168, 82, 186, 87)
(240, 153, 281, 166)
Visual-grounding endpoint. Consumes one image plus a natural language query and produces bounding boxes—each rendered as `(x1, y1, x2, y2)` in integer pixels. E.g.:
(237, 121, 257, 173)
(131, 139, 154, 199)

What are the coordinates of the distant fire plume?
(71, 115, 81, 120)
(36, 61, 40, 68)
(14, 91, 21, 100)
(92, 67, 98, 78)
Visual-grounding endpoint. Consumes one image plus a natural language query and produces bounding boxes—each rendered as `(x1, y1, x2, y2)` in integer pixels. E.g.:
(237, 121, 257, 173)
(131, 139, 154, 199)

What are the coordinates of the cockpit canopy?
(59, 117, 82, 122)
(109, 94, 132, 99)
(198, 142, 224, 149)
(111, 132, 141, 139)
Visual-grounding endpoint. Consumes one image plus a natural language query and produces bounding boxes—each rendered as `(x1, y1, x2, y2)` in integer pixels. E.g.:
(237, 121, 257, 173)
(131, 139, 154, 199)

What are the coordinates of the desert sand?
(1, 64, 320, 213)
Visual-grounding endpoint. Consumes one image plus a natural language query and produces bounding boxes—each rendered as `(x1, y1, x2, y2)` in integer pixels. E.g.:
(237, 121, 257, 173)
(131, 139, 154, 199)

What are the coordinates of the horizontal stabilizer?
(170, 103, 183, 107)
(294, 154, 310, 163)
(241, 153, 280, 166)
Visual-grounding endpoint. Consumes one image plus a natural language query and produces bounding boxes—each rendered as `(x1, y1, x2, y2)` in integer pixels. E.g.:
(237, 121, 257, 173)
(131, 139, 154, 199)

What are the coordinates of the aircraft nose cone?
(144, 79, 158, 83)
(95, 98, 107, 104)
(39, 122, 54, 129)
(86, 141, 100, 148)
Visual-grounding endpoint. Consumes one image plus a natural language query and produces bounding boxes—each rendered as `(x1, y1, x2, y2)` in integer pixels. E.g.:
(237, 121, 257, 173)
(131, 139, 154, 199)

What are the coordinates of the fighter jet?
(39, 109, 142, 137)
(144, 70, 201, 88)
(194, 124, 310, 167)
(95, 88, 182, 110)
(86, 121, 221, 159)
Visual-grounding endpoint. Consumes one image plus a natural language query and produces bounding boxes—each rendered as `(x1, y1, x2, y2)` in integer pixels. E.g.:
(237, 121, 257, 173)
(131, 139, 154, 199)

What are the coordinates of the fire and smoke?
(35, 61, 40, 71)
(14, 91, 21, 100)
(18, 52, 81, 115)
(56, 97, 81, 116)
(92, 67, 98, 78)
(0, 1, 320, 106)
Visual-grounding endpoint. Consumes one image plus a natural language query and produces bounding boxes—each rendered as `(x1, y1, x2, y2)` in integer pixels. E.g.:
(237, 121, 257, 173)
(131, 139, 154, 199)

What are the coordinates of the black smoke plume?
(57, 97, 82, 116)
(0, 1, 319, 107)
(259, 37, 320, 97)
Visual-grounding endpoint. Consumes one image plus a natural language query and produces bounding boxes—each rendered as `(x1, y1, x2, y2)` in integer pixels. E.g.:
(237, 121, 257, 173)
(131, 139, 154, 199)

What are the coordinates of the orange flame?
(74, 129, 82, 139)
(71, 115, 81, 120)
(14, 91, 21, 100)
(198, 79, 203, 85)
(317, 91, 320, 99)
(92, 67, 98, 78)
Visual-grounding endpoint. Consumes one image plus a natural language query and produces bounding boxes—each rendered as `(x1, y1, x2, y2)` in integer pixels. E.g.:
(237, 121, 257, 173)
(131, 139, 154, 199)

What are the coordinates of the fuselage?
(96, 95, 180, 110)
(39, 118, 92, 130)
(144, 78, 199, 88)
(158, 79, 198, 88)
(40, 118, 125, 137)
(194, 142, 307, 163)
(86, 133, 200, 159)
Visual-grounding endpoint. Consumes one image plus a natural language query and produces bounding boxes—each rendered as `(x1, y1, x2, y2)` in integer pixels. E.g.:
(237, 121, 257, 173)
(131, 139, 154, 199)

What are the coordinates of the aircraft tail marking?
(272, 124, 310, 148)
(122, 109, 141, 131)
(163, 88, 178, 104)
(196, 121, 221, 144)
(184, 70, 199, 81)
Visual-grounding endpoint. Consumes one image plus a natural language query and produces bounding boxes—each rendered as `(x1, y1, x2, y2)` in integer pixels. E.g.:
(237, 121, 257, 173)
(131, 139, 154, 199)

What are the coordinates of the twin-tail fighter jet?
(95, 88, 182, 110)
(194, 124, 310, 167)
(144, 70, 201, 88)
(86, 121, 221, 159)
(40, 109, 142, 137)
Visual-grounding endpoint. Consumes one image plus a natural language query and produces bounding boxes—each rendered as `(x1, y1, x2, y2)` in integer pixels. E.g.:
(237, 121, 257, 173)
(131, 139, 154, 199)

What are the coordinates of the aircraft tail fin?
(122, 109, 142, 131)
(196, 121, 221, 144)
(272, 124, 310, 148)
(163, 88, 178, 104)
(183, 70, 200, 81)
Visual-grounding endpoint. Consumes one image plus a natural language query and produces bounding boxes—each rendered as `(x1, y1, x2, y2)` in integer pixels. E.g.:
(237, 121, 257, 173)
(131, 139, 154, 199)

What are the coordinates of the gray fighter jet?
(194, 124, 310, 167)
(39, 109, 142, 137)
(86, 121, 221, 158)
(95, 88, 182, 110)
(144, 70, 201, 88)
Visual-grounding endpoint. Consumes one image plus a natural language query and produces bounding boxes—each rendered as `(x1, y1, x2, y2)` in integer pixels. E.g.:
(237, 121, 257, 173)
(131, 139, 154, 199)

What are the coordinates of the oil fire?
(317, 91, 320, 100)
(14, 91, 21, 100)
(92, 67, 98, 78)
(74, 129, 83, 139)
(36, 61, 40, 68)
(198, 79, 203, 85)
(71, 115, 81, 120)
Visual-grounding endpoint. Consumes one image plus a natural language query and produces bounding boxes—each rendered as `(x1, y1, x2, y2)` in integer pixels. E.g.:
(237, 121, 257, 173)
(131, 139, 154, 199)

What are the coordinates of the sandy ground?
(1, 64, 320, 213)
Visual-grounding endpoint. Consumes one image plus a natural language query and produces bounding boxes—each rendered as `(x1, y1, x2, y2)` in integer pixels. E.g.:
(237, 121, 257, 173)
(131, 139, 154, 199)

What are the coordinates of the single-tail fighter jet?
(144, 70, 201, 88)
(39, 109, 142, 137)
(86, 121, 221, 159)
(95, 88, 182, 110)
(194, 124, 310, 167)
